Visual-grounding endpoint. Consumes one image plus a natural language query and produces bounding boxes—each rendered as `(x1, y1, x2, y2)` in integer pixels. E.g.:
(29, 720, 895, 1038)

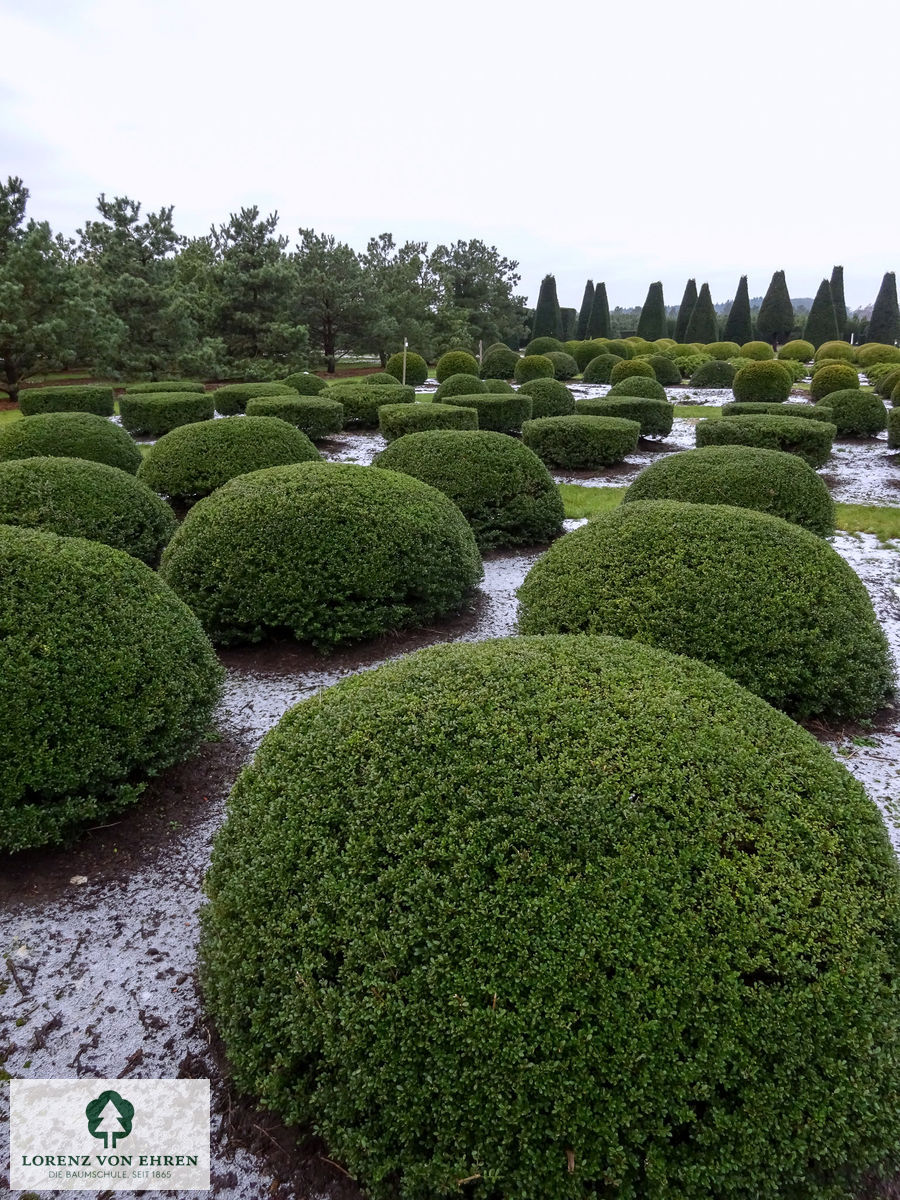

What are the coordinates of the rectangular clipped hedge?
(19, 385, 115, 417)
(119, 392, 215, 436)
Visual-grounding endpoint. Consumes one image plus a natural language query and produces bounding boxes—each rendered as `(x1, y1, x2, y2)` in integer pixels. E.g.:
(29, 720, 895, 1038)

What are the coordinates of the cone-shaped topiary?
(384, 350, 429, 386)
(810, 362, 860, 401)
(378, 402, 478, 442)
(119, 392, 216, 437)
(609, 358, 655, 385)
(869, 271, 900, 345)
(576, 279, 594, 339)
(0, 411, 142, 474)
(435, 350, 479, 383)
(803, 279, 840, 349)
(282, 372, 328, 395)
(733, 361, 793, 403)
(375, 430, 563, 549)
(690, 359, 737, 388)
(518, 502, 892, 718)
(443, 393, 532, 433)
(606, 376, 668, 402)
(696, 415, 835, 468)
(1, 526, 222, 851)
(245, 396, 344, 440)
(778, 339, 814, 362)
(647, 354, 681, 385)
(531, 274, 563, 340)
(674, 278, 698, 343)
(817, 389, 887, 435)
(723, 275, 753, 344)
(522, 415, 640, 467)
(19, 385, 115, 417)
(479, 345, 519, 379)
(636, 281, 667, 340)
(544, 351, 578, 381)
(514, 354, 555, 384)
(576, 396, 673, 437)
(517, 377, 575, 418)
(212, 382, 296, 416)
(560, 307, 577, 340)
(684, 282, 718, 344)
(756, 270, 795, 348)
(582, 354, 622, 384)
(325, 383, 414, 426)
(830, 265, 847, 339)
(587, 281, 610, 338)
(433, 374, 486, 401)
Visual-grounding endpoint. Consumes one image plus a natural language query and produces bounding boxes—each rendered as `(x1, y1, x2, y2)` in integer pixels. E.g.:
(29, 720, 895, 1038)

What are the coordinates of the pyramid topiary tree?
(576, 280, 594, 339)
(560, 307, 577, 340)
(636, 281, 667, 340)
(757, 270, 795, 349)
(830, 265, 848, 340)
(684, 283, 718, 344)
(723, 275, 753, 344)
(674, 278, 698, 342)
(532, 274, 563, 340)
(869, 272, 900, 345)
(804, 279, 840, 349)
(587, 282, 610, 338)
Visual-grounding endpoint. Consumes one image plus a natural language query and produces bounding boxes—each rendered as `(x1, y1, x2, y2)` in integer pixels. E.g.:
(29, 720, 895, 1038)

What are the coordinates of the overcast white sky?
(2, 0, 897, 310)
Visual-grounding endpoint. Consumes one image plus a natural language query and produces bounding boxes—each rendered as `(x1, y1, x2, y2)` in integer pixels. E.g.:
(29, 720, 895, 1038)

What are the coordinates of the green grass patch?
(835, 503, 900, 542)
(559, 484, 626, 520)
(673, 404, 722, 420)
(0, 409, 23, 426)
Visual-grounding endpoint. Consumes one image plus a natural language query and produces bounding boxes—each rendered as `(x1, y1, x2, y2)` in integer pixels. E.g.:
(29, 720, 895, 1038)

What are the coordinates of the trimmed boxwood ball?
(888, 407, 900, 448)
(778, 339, 814, 362)
(378, 402, 478, 442)
(213, 382, 296, 416)
(732, 360, 793, 402)
(606, 375, 667, 402)
(325, 383, 414, 427)
(358, 372, 401, 385)
(282, 371, 327, 395)
(874, 366, 900, 398)
(433, 373, 486, 401)
(519, 501, 892, 718)
(435, 350, 479, 383)
(516, 376, 575, 418)
(703, 340, 741, 359)
(576, 396, 674, 438)
(623, 445, 834, 535)
(581, 353, 622, 384)
(810, 362, 860, 401)
(604, 338, 634, 359)
(137, 417, 320, 504)
(815, 340, 856, 363)
(0, 411, 142, 474)
(609, 357, 654, 384)
(696, 415, 835, 468)
(119, 392, 215, 437)
(689, 359, 736, 388)
(0, 526, 222, 852)
(674, 353, 711, 378)
(245, 396, 344, 440)
(375, 430, 563, 549)
(738, 340, 775, 360)
(646, 354, 681, 385)
(524, 336, 564, 356)
(0, 457, 177, 563)
(772, 356, 806, 382)
(19, 384, 115, 417)
(200, 633, 900, 1200)
(479, 345, 518, 379)
(160, 462, 481, 647)
(544, 350, 578, 380)
(522, 414, 640, 468)
(123, 380, 205, 394)
(572, 339, 609, 371)
(384, 351, 429, 386)
(819, 388, 887, 435)
(513, 354, 554, 384)
(857, 343, 900, 368)
(481, 378, 514, 393)
(442, 393, 532, 433)
(722, 401, 834, 422)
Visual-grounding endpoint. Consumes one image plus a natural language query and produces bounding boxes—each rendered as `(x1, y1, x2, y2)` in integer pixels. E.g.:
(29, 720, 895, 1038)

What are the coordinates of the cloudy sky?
(2, 0, 897, 311)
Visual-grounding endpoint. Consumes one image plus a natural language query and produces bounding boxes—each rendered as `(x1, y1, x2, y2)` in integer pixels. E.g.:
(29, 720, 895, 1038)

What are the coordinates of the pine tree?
(756, 270, 795, 348)
(674, 278, 698, 342)
(560, 307, 578, 340)
(576, 280, 594, 339)
(723, 275, 752, 344)
(587, 282, 610, 338)
(869, 272, 900, 345)
(636, 281, 666, 340)
(830, 265, 847, 340)
(684, 282, 718, 344)
(803, 279, 839, 349)
(532, 274, 563, 339)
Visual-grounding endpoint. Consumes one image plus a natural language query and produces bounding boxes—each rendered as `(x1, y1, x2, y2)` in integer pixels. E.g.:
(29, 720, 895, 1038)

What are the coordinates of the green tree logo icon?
(85, 1090, 134, 1149)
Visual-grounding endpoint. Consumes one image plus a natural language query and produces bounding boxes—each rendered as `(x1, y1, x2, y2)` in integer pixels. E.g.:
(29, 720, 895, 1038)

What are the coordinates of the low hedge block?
(732, 361, 793, 403)
(516, 377, 575, 418)
(575, 396, 674, 438)
(444, 393, 532, 432)
(326, 383, 414, 427)
(433, 374, 486, 401)
(384, 351, 429, 386)
(810, 363, 861, 401)
(245, 396, 344, 440)
(606, 376, 667, 402)
(213, 382, 296, 415)
(722, 402, 834, 422)
(119, 392, 215, 437)
(819, 389, 887, 435)
(582, 354, 622, 384)
(378, 402, 478, 441)
(0, 411, 142, 474)
(19, 385, 115, 417)
(123, 380, 205, 394)
(522, 414, 640, 468)
(513, 355, 554, 384)
(435, 351, 479, 383)
(695, 414, 835, 468)
(282, 372, 328, 395)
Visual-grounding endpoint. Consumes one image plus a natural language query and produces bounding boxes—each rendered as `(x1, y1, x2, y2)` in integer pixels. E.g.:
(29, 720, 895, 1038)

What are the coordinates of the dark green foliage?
(524, 337, 565, 357)
(0, 526, 222, 851)
(636, 281, 667, 340)
(696, 415, 836, 468)
(703, 341, 741, 360)
(138, 417, 320, 503)
(522, 414, 640, 467)
(582, 354, 622, 384)
(531, 274, 563, 339)
(575, 279, 594, 339)
(803, 279, 840, 349)
(516, 377, 575, 418)
(560, 308, 577, 340)
(118, 392, 215, 437)
(739, 340, 776, 360)
(815, 341, 856, 362)
(869, 272, 900, 345)
(818, 389, 887, 435)
(888, 406, 900, 448)
(604, 339, 634, 359)
(212, 381, 296, 416)
(673, 278, 698, 343)
(0, 456, 176, 563)
(443, 393, 532, 433)
(623, 445, 834, 535)
(723, 275, 752, 344)
(607, 376, 668, 402)
(647, 354, 681, 385)
(479, 345, 519, 379)
(325, 383, 415, 427)
(433, 374, 486, 401)
(830, 265, 848, 339)
(282, 371, 328, 395)
(587, 282, 610, 338)
(435, 350, 479, 383)
(362, 371, 409, 385)
(756, 269, 795, 347)
(245, 396, 344, 440)
(674, 354, 712, 379)
(201, 633, 900, 1200)
(689, 359, 737, 388)
(810, 362, 860, 401)
(378, 402, 478, 442)
(772, 357, 806, 383)
(609, 358, 656, 386)
(19, 385, 115, 417)
(732, 360, 793, 403)
(778, 340, 815, 362)
(160, 462, 481, 646)
(123, 380, 206, 394)
(384, 351, 429, 386)
(375, 430, 563, 549)
(544, 351, 578, 380)
(722, 402, 834, 422)
(0, 411, 142, 474)
(576, 396, 674, 438)
(519, 502, 892, 718)
(684, 282, 718, 344)
(876, 367, 900, 399)
(857, 344, 900, 369)
(573, 340, 610, 371)
(513, 354, 554, 384)
(481, 378, 515, 393)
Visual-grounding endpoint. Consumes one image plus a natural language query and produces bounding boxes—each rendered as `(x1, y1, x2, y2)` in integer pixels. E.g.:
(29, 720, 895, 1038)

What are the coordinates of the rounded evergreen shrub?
(625, 337, 655, 355)
(738, 341, 776, 360)
(160, 462, 481, 646)
(609, 358, 655, 385)
(19, 384, 115, 417)
(604, 338, 634, 359)
(810, 362, 860, 401)
(819, 389, 887, 435)
(891, 380, 900, 407)
(119, 392, 215, 437)
(479, 345, 519, 380)
(123, 380, 206, 394)
(888, 407, 900, 449)
(722, 401, 834, 422)
(732, 360, 793, 403)
(375, 430, 563, 549)
(582, 353, 622, 384)
(325, 383, 414, 427)
(0, 456, 176, 563)
(572, 339, 609, 371)
(0, 525, 222, 851)
(703, 340, 741, 360)
(481, 378, 515, 393)
(647, 354, 682, 385)
(519, 501, 892, 718)
(384, 351, 429, 386)
(213, 382, 296, 416)
(433, 373, 486, 401)
(516, 376, 575, 418)
(869, 362, 900, 390)
(606, 376, 667, 402)
(378, 402, 478, 442)
(524, 336, 564, 357)
(443, 393, 532, 433)
(245, 396, 344, 440)
(689, 358, 737, 388)
(811, 358, 852, 375)
(624, 445, 834, 535)
(772, 357, 806, 382)
(674, 353, 712, 378)
(282, 372, 328, 395)
(815, 341, 856, 363)
(576, 396, 674, 438)
(522, 414, 640, 468)
(857, 343, 900, 369)
(435, 350, 479, 383)
(696, 415, 835, 468)
(0, 411, 142, 474)
(544, 351, 578, 381)
(200, 633, 900, 1200)
(778, 340, 814, 362)
(513, 354, 554, 384)
(358, 372, 403, 386)
(137, 417, 320, 503)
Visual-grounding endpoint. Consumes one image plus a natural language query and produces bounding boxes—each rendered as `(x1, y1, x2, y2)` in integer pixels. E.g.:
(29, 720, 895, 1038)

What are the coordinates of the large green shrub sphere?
(818, 388, 887, 435)
(479, 345, 519, 380)
(19, 384, 115, 417)
(443, 393, 532, 433)
(325, 383, 414, 426)
(696, 414, 835, 468)
(524, 336, 564, 357)
(433, 373, 486, 401)
(435, 350, 479, 383)
(481, 378, 514, 393)
(282, 372, 328, 395)
(581, 353, 622, 384)
(516, 376, 575, 418)
(738, 340, 775, 361)
(576, 396, 674, 438)
(200, 633, 900, 1200)
(384, 351, 429, 386)
(609, 358, 655, 385)
(810, 362, 861, 401)
(606, 375, 667, 401)
(378, 402, 478, 442)
(572, 339, 609, 371)
(732, 360, 793, 402)
(689, 359, 737, 388)
(137, 417, 320, 503)
(522, 414, 640, 468)
(857, 343, 900, 369)
(518, 501, 892, 718)
(0, 412, 142, 474)
(212, 382, 296, 416)
(245, 396, 344, 440)
(604, 338, 634, 359)
(375, 429, 564, 549)
(778, 340, 814, 362)
(874, 366, 900, 399)
(0, 526, 222, 851)
(815, 341, 856, 363)
(513, 354, 554, 384)
(624, 445, 834, 535)
(703, 340, 741, 360)
(160, 462, 481, 647)
(544, 350, 578, 381)
(118, 392, 215, 437)
(646, 354, 682, 385)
